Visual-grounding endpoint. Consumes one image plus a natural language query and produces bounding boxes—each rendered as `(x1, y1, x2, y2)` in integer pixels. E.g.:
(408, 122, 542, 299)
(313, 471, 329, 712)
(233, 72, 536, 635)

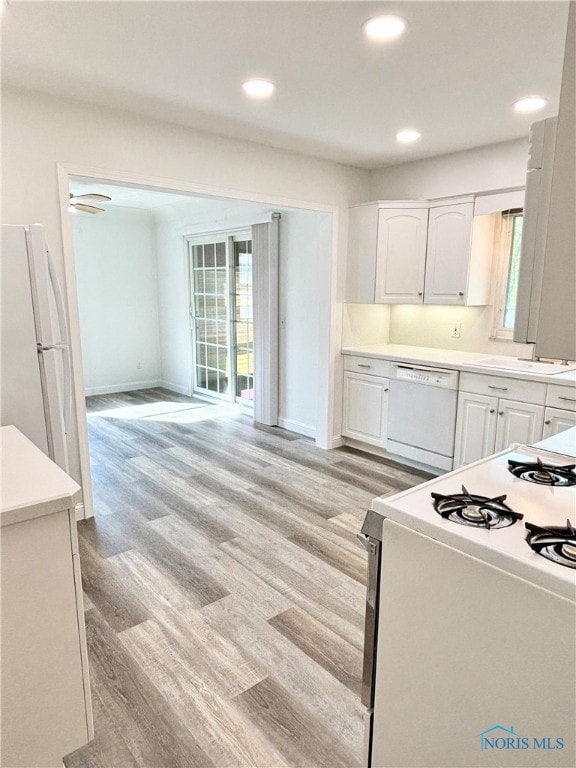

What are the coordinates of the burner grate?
(508, 457, 576, 487)
(431, 486, 523, 529)
(526, 520, 576, 569)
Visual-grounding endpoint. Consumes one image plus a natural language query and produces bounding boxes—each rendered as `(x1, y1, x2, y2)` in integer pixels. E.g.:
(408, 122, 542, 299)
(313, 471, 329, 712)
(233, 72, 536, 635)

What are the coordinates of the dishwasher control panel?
(393, 365, 459, 389)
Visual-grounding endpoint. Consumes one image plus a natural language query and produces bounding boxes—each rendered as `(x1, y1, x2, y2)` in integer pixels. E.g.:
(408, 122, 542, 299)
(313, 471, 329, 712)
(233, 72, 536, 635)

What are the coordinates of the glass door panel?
(233, 239, 254, 405)
(191, 241, 230, 398)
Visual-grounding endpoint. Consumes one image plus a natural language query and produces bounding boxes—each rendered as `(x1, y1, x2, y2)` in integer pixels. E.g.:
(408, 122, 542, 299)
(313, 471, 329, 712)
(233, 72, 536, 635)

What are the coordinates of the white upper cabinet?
(425, 203, 472, 304)
(425, 201, 494, 305)
(346, 197, 495, 306)
(375, 208, 428, 304)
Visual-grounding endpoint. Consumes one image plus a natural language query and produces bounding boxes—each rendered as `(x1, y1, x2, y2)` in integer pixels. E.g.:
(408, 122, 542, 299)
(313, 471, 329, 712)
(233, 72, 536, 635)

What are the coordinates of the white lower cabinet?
(453, 392, 498, 467)
(455, 392, 544, 467)
(542, 407, 576, 438)
(342, 371, 389, 448)
(1, 427, 92, 768)
(494, 399, 544, 452)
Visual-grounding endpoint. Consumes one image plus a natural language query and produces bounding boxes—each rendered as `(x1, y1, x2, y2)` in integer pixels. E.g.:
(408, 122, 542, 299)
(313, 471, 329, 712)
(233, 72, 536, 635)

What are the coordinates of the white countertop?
(342, 344, 576, 387)
(0, 426, 81, 527)
(531, 426, 576, 457)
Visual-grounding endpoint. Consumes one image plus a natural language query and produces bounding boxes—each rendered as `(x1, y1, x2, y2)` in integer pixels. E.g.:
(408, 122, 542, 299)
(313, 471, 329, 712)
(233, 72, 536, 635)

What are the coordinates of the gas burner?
(431, 486, 523, 529)
(508, 457, 576, 486)
(526, 520, 576, 569)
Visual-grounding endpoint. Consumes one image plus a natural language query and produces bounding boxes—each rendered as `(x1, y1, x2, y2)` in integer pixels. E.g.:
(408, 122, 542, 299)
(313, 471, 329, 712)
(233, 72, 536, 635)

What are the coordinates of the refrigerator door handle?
(61, 344, 72, 434)
(45, 247, 72, 433)
(46, 246, 70, 346)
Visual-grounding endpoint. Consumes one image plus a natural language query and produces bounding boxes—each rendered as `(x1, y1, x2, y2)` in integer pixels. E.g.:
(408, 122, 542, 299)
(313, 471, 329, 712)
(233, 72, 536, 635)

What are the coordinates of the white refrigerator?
(1, 224, 71, 472)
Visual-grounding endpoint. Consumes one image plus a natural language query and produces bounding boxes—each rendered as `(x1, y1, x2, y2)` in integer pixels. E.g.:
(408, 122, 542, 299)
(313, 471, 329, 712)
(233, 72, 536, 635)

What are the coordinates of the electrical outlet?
(451, 322, 461, 339)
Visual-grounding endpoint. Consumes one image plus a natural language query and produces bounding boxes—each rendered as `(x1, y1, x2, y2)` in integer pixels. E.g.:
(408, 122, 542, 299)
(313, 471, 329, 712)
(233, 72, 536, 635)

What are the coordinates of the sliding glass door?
(188, 233, 253, 405)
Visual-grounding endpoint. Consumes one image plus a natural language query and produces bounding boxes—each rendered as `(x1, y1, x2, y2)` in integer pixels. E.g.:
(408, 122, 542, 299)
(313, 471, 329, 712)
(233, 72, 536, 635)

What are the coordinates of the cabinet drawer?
(460, 372, 546, 404)
(546, 385, 576, 412)
(343, 355, 392, 377)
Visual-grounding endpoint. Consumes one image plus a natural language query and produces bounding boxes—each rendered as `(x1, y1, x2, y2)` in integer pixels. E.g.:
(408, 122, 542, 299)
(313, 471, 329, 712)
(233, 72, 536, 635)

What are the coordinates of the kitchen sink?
(470, 356, 576, 374)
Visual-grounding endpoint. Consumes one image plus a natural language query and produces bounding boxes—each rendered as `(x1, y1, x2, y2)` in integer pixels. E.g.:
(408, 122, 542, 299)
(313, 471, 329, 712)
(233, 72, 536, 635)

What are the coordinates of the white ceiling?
(2, 1, 569, 169)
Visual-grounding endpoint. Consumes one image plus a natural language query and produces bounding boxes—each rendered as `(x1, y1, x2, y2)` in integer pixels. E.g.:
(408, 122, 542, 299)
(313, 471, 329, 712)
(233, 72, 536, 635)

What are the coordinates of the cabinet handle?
(357, 364, 372, 369)
(488, 385, 509, 391)
(544, 420, 551, 425)
(498, 411, 504, 416)
(384, 388, 389, 392)
(558, 396, 576, 402)
(489, 409, 495, 414)
(458, 291, 464, 297)
(418, 292, 423, 296)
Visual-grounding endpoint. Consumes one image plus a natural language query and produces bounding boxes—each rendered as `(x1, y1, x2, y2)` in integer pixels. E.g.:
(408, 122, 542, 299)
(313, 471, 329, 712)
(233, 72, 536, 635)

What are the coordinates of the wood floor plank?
(288, 529, 367, 584)
(233, 676, 361, 768)
(79, 537, 150, 633)
(269, 606, 363, 696)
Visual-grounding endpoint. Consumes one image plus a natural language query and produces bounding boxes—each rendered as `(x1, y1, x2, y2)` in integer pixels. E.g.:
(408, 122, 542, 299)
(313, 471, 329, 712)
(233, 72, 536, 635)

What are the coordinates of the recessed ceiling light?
(363, 15, 407, 42)
(242, 79, 275, 99)
(396, 129, 422, 144)
(513, 96, 547, 114)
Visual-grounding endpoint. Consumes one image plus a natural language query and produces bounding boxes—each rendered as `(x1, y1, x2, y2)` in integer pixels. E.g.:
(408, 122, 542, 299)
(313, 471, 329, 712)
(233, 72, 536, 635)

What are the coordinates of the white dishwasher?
(387, 363, 459, 471)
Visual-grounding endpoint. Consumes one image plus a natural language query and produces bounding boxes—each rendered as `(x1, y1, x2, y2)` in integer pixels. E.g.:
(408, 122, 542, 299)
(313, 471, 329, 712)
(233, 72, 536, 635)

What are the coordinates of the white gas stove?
(371, 443, 576, 600)
(362, 429, 576, 768)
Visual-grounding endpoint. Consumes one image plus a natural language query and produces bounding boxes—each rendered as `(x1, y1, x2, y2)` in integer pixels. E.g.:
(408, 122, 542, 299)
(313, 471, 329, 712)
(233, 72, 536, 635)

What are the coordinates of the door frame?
(56, 163, 339, 519)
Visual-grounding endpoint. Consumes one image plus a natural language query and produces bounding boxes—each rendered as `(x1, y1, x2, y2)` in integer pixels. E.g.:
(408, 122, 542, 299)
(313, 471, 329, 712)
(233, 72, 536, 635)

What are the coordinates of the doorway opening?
(188, 232, 254, 409)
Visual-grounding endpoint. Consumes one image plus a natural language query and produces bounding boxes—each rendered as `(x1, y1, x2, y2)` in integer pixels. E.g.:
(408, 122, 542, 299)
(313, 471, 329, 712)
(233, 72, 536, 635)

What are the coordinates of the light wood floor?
(65, 389, 430, 768)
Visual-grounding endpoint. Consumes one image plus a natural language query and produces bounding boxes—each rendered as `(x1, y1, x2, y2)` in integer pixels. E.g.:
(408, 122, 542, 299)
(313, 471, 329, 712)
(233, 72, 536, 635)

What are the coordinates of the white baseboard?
(278, 417, 316, 439)
(85, 379, 162, 396)
(159, 380, 190, 396)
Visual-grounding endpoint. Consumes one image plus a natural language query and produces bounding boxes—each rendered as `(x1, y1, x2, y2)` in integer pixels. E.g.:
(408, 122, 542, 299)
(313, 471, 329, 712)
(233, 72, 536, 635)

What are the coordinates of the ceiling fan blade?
(73, 203, 105, 214)
(69, 193, 112, 204)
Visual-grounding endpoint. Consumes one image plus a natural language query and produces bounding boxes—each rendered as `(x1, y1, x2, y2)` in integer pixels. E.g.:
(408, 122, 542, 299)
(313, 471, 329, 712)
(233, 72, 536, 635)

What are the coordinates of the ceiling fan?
(69, 193, 111, 214)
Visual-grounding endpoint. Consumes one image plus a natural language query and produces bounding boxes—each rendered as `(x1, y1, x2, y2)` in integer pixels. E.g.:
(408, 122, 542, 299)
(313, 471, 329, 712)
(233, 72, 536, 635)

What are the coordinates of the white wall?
(369, 138, 529, 201)
(153, 198, 332, 437)
(73, 206, 161, 395)
(361, 138, 534, 357)
(278, 209, 332, 437)
(1, 88, 369, 489)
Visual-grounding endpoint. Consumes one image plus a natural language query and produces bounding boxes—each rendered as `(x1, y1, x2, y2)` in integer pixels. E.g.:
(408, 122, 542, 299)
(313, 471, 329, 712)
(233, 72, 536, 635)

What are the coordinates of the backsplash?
(389, 304, 533, 356)
(342, 302, 535, 357)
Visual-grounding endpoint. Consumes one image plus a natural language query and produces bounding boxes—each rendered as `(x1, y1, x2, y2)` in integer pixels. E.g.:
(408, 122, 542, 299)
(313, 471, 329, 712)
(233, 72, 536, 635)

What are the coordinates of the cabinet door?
(342, 371, 389, 447)
(453, 392, 498, 468)
(424, 203, 473, 304)
(494, 400, 545, 452)
(375, 209, 428, 304)
(542, 407, 576, 438)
